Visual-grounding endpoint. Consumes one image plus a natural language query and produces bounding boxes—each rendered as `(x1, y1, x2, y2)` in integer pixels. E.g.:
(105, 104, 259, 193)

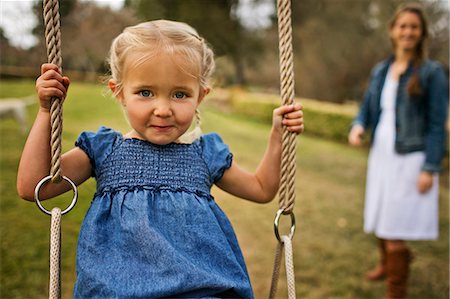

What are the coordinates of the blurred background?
(0, 0, 448, 298)
(1, 0, 448, 101)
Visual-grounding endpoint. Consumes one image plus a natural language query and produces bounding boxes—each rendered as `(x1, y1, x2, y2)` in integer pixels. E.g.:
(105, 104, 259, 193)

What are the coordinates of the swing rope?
(277, 0, 296, 214)
(49, 208, 62, 299)
(34, 1, 78, 298)
(36, 1, 296, 298)
(269, 0, 297, 298)
(43, 0, 63, 184)
(43, 0, 63, 297)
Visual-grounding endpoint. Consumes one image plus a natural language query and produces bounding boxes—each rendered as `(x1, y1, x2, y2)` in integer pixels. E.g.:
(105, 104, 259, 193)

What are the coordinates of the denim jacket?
(353, 57, 449, 172)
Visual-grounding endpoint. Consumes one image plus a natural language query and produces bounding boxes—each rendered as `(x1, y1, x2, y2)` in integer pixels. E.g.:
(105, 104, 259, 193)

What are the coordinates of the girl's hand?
(273, 103, 304, 135)
(36, 63, 70, 112)
(348, 124, 365, 146)
(417, 171, 433, 193)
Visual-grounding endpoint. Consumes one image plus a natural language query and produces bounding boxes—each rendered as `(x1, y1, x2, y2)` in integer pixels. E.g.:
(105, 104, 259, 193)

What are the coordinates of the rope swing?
(270, 0, 298, 298)
(34, 0, 78, 298)
(33, 1, 297, 298)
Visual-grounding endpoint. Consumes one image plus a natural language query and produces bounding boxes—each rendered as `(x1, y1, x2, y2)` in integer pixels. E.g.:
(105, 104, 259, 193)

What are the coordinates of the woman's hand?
(417, 171, 433, 193)
(348, 124, 365, 146)
(273, 103, 304, 135)
(36, 63, 70, 112)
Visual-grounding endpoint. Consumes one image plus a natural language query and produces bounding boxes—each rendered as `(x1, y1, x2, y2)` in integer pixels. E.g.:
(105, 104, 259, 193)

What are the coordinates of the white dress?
(364, 68, 439, 240)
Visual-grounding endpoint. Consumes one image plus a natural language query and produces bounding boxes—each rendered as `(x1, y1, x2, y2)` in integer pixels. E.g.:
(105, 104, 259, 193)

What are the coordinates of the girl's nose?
(153, 100, 173, 117)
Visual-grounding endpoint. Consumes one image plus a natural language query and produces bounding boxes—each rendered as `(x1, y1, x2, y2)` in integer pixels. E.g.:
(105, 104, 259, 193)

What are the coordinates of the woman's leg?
(385, 240, 412, 299)
(366, 238, 387, 281)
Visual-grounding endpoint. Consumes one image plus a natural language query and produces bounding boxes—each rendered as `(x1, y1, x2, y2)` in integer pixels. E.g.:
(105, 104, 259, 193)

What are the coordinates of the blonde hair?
(389, 3, 429, 96)
(108, 20, 215, 96)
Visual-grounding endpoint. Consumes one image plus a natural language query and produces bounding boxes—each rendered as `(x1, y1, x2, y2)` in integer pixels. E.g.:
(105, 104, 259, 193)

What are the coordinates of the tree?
(124, 0, 250, 85)
(59, 2, 137, 74)
(424, 1, 449, 66)
(31, 0, 77, 47)
(0, 27, 9, 50)
(29, 0, 138, 76)
(248, 0, 449, 102)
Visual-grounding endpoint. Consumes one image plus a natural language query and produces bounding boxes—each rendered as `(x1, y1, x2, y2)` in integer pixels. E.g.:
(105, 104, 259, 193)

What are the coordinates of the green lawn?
(1, 80, 448, 298)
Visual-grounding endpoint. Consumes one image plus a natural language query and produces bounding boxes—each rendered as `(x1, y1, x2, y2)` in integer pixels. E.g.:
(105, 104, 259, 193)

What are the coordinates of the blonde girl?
(17, 20, 304, 298)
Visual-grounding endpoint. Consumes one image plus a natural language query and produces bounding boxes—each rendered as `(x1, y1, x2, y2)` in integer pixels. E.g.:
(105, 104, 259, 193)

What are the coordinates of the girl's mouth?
(151, 125, 173, 132)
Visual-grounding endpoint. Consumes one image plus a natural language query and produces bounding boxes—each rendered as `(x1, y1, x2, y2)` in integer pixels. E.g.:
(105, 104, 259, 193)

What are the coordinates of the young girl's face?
(111, 51, 207, 145)
(390, 12, 423, 52)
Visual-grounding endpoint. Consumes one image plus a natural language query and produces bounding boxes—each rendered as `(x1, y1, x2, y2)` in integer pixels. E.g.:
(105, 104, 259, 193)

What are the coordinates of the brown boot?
(366, 239, 387, 281)
(386, 248, 412, 299)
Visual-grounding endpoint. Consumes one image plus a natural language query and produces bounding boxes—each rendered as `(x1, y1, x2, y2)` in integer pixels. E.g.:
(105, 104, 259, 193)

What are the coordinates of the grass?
(0, 80, 448, 298)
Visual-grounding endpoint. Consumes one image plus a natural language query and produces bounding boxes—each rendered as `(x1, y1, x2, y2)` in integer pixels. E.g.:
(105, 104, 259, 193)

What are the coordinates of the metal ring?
(34, 175, 78, 216)
(274, 208, 296, 242)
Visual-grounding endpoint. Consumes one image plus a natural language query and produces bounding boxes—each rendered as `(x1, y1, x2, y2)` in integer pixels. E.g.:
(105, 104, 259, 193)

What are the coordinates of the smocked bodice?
(96, 138, 212, 195)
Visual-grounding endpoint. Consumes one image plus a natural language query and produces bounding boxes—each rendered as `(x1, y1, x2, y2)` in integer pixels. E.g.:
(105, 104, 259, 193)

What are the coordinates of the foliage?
(125, 0, 239, 57)
(0, 0, 448, 102)
(124, 0, 261, 85)
(0, 80, 448, 298)
(223, 88, 358, 143)
(245, 0, 449, 102)
(1, 1, 138, 76)
(59, 3, 137, 74)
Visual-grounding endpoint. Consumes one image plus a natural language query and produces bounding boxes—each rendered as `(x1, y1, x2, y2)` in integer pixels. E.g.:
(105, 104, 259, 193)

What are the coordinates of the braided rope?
(42, 1, 64, 297)
(277, 0, 296, 215)
(283, 236, 296, 298)
(49, 208, 62, 299)
(269, 0, 297, 297)
(269, 240, 283, 297)
(43, 0, 63, 183)
(269, 237, 296, 299)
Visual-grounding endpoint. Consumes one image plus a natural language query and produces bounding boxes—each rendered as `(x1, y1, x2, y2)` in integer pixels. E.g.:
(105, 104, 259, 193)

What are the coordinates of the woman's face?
(390, 12, 423, 52)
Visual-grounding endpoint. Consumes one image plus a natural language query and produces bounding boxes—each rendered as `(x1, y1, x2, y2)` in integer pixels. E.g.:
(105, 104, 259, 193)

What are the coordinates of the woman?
(348, 3, 448, 298)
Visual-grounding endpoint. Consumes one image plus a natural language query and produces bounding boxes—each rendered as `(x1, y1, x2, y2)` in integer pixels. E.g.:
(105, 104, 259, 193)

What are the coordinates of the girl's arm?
(17, 64, 92, 201)
(216, 104, 303, 203)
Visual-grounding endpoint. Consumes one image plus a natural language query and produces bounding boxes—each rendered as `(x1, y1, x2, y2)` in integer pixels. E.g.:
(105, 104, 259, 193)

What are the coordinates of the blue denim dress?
(73, 127, 253, 299)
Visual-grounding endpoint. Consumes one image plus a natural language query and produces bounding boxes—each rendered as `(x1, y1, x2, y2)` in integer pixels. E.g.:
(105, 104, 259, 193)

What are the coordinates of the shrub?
(220, 88, 357, 143)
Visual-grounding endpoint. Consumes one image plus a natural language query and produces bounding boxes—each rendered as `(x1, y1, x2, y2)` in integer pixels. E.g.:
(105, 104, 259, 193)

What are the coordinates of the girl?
(17, 20, 304, 298)
(348, 3, 448, 298)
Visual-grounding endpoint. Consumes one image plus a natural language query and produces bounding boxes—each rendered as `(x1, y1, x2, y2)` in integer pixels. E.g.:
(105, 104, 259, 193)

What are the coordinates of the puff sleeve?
(75, 126, 121, 178)
(200, 133, 233, 184)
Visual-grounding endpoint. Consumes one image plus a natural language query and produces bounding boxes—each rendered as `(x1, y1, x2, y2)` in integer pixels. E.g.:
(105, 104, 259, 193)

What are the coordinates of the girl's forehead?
(122, 50, 200, 82)
(125, 49, 198, 70)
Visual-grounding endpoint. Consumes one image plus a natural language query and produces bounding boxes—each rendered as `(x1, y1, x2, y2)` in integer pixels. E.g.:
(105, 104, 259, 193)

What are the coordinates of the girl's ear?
(108, 79, 124, 104)
(197, 87, 210, 105)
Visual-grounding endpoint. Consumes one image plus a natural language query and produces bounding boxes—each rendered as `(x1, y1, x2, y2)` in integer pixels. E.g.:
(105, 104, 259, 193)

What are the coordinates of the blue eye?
(174, 91, 187, 100)
(139, 90, 152, 97)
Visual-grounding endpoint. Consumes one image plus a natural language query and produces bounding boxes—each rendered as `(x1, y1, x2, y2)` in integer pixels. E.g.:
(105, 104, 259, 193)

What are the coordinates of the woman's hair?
(389, 3, 429, 96)
(107, 20, 215, 96)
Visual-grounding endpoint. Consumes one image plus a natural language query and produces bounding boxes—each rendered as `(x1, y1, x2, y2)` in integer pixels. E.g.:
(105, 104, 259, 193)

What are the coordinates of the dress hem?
(364, 229, 438, 241)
